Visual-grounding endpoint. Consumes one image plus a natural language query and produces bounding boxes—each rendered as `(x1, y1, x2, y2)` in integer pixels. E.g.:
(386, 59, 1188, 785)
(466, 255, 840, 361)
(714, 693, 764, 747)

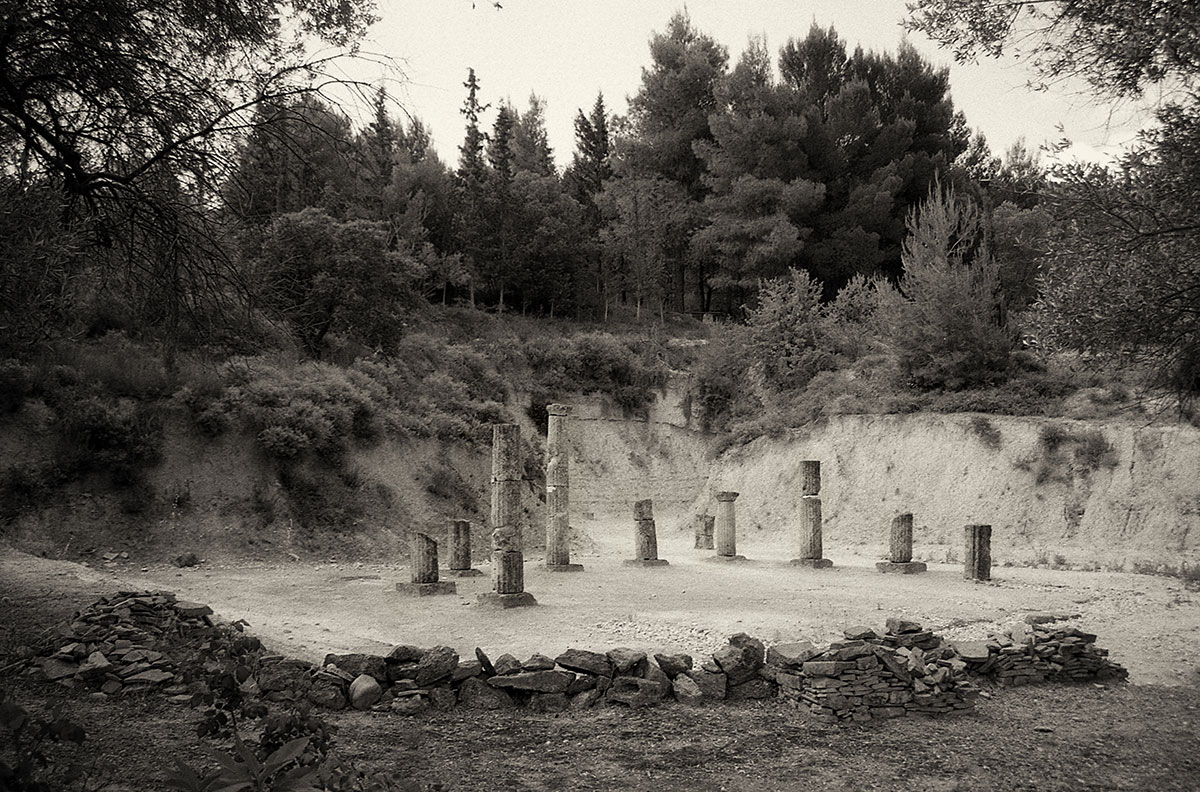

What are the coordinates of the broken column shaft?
(545, 404, 583, 572)
(964, 524, 992, 581)
(448, 519, 483, 577)
(396, 533, 456, 595)
(792, 460, 832, 569)
(625, 498, 668, 567)
(875, 513, 926, 574)
(693, 513, 715, 550)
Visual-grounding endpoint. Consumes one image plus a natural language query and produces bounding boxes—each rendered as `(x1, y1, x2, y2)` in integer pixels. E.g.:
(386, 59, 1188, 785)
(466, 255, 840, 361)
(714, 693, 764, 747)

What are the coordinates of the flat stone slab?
(545, 563, 586, 572)
(447, 568, 485, 577)
(876, 561, 927, 574)
(622, 559, 670, 567)
(704, 555, 748, 563)
(396, 581, 457, 596)
(476, 591, 538, 609)
(790, 558, 834, 569)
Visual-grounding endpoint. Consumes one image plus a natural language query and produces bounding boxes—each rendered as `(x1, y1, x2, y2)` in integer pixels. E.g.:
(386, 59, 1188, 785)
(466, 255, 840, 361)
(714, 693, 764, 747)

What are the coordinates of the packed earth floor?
(3, 521, 1200, 790)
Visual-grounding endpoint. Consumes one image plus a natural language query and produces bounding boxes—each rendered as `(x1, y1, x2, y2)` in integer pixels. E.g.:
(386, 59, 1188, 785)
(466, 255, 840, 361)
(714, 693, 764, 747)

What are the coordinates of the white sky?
(347, 0, 1155, 170)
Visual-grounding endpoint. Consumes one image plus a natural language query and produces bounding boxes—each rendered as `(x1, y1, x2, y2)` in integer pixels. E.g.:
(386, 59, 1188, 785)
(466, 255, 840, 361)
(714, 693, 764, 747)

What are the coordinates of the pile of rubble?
(773, 619, 978, 722)
(27, 591, 215, 697)
(951, 615, 1128, 686)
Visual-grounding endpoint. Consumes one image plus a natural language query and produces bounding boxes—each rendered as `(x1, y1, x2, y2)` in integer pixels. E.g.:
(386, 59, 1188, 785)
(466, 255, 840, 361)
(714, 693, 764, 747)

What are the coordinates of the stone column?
(397, 533, 455, 595)
(447, 519, 483, 577)
(625, 498, 668, 567)
(791, 460, 832, 568)
(964, 524, 992, 581)
(693, 514, 715, 550)
(876, 513, 926, 574)
(545, 404, 583, 572)
(478, 424, 537, 607)
(706, 491, 746, 562)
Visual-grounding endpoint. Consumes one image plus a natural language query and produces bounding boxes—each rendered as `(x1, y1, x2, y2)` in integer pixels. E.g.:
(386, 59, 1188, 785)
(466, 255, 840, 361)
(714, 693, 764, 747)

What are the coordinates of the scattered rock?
(452, 660, 482, 683)
(886, 617, 923, 635)
(171, 553, 200, 568)
(387, 645, 425, 664)
(323, 653, 387, 681)
(522, 653, 556, 671)
(653, 653, 693, 679)
(672, 673, 704, 706)
(844, 626, 879, 641)
(684, 670, 727, 701)
(474, 647, 497, 677)
(309, 682, 346, 710)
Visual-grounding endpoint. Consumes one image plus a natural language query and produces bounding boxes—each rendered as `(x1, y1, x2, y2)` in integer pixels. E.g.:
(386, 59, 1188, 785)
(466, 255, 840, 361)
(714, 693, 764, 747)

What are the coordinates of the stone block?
(414, 646, 459, 687)
(606, 676, 666, 708)
(876, 561, 927, 574)
(653, 653, 693, 679)
(476, 591, 537, 609)
(395, 581, 457, 596)
(607, 648, 648, 676)
(672, 673, 704, 705)
(790, 558, 833, 569)
(556, 648, 614, 677)
(492, 654, 523, 676)
(704, 554, 748, 563)
(458, 677, 514, 710)
(767, 642, 820, 667)
(522, 653, 556, 671)
(323, 653, 387, 681)
(487, 670, 575, 693)
(684, 669, 727, 700)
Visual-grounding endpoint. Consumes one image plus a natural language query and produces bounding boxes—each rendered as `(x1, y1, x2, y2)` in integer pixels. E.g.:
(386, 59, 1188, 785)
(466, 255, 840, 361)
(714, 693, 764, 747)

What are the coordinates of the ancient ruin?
(545, 404, 583, 572)
(447, 519, 484, 577)
(692, 513, 715, 549)
(477, 424, 537, 608)
(706, 491, 746, 562)
(624, 498, 669, 567)
(964, 524, 992, 581)
(876, 513, 927, 574)
(791, 460, 833, 568)
(396, 533, 456, 596)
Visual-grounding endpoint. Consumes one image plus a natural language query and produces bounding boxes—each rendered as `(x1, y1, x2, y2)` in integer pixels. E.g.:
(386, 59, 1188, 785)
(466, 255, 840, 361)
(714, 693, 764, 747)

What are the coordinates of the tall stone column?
(545, 404, 583, 572)
(964, 524, 992, 581)
(478, 424, 537, 608)
(791, 460, 832, 569)
(876, 513, 926, 574)
(705, 491, 746, 562)
(625, 498, 668, 567)
(396, 533, 455, 595)
(447, 519, 483, 577)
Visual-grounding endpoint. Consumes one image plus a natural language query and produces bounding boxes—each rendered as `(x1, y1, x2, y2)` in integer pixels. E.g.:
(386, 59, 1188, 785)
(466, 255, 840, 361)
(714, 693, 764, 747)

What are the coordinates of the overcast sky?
(349, 0, 1154, 170)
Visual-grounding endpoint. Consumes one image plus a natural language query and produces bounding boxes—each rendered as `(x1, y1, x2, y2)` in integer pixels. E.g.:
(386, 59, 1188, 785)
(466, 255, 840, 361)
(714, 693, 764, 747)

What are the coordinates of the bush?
(969, 415, 1003, 450)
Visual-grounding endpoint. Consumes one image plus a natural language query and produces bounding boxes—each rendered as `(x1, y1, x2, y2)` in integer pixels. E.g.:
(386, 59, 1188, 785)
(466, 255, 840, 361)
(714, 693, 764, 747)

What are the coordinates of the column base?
(396, 581, 457, 596)
(623, 559, 670, 567)
(790, 558, 834, 569)
(476, 591, 538, 609)
(447, 568, 485, 577)
(875, 561, 927, 574)
(545, 563, 586, 572)
(704, 554, 748, 563)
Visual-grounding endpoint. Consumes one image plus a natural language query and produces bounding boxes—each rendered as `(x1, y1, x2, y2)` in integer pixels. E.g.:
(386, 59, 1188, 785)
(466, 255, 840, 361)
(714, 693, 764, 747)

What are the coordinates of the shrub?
(1073, 428, 1119, 471)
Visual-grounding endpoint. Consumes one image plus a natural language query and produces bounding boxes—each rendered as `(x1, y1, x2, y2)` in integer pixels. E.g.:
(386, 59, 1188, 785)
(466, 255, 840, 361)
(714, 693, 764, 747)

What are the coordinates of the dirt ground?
(6, 519, 1199, 687)
(4, 527, 1200, 791)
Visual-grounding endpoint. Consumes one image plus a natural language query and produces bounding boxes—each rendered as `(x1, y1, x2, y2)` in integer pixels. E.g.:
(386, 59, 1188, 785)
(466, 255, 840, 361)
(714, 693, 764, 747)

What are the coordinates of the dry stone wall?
(19, 594, 1128, 726)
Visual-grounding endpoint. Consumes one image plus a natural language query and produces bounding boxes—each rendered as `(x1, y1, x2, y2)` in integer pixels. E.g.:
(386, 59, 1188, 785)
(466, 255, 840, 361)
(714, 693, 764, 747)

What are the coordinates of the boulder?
(349, 674, 382, 710)
(492, 653, 523, 676)
(641, 662, 671, 698)
(452, 660, 483, 683)
(565, 673, 597, 696)
(570, 689, 604, 710)
(486, 670, 575, 693)
(843, 626, 879, 641)
(458, 677, 514, 710)
(886, 617, 923, 635)
(653, 653, 693, 679)
(713, 634, 764, 684)
(414, 646, 459, 687)
(522, 653, 556, 671)
(606, 676, 665, 708)
(308, 682, 346, 710)
(387, 645, 426, 663)
(671, 673, 704, 706)
(684, 670, 727, 701)
(606, 648, 647, 676)
(323, 653, 387, 681)
(474, 647, 496, 676)
(555, 648, 613, 677)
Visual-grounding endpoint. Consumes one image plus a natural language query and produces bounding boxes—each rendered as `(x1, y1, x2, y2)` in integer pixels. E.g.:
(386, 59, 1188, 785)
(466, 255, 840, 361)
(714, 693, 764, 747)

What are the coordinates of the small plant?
(0, 690, 94, 791)
(1073, 428, 1118, 471)
(164, 734, 316, 792)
